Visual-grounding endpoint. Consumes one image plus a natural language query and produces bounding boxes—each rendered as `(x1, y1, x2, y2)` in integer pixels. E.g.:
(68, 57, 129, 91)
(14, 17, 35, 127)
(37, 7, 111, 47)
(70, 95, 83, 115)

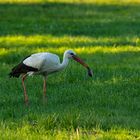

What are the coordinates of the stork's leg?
(43, 76, 47, 102)
(21, 74, 28, 105)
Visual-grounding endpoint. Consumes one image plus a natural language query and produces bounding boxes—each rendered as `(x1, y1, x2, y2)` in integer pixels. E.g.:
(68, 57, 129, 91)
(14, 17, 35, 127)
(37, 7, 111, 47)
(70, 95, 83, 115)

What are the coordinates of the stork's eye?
(70, 53, 74, 55)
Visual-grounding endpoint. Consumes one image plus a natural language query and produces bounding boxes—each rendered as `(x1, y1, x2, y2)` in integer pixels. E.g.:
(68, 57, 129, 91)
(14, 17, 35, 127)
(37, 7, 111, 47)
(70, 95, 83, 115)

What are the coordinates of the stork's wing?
(23, 52, 60, 71)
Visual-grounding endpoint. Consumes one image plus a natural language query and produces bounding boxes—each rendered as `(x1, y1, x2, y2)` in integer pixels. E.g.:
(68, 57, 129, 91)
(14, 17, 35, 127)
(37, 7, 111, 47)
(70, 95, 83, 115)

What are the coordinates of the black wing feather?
(9, 56, 38, 78)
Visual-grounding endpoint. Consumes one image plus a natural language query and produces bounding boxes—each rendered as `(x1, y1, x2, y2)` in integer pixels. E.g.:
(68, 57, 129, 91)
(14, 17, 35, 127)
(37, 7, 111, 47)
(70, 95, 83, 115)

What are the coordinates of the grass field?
(0, 0, 140, 139)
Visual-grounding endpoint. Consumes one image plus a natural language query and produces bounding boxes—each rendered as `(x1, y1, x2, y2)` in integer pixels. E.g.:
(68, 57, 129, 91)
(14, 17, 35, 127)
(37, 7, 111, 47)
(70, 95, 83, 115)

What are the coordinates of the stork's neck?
(58, 54, 69, 71)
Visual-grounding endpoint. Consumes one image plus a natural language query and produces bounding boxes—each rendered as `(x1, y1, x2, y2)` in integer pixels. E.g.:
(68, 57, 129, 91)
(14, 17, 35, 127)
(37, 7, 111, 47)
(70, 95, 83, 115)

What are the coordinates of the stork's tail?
(9, 64, 21, 78)
(9, 71, 20, 78)
(9, 62, 38, 78)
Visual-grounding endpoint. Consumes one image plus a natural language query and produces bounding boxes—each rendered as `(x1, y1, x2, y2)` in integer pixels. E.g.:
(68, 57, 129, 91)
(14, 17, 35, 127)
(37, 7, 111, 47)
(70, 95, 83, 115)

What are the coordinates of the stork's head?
(64, 50, 76, 58)
(64, 50, 93, 77)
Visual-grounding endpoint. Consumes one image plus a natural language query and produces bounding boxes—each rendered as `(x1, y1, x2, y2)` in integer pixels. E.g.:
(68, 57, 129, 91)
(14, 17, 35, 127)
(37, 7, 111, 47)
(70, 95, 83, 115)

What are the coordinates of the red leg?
(21, 74, 28, 105)
(43, 76, 47, 101)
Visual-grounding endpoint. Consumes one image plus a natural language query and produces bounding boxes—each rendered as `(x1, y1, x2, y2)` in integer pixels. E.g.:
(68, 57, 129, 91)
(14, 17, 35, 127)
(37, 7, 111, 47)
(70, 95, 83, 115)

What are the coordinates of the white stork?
(9, 50, 93, 105)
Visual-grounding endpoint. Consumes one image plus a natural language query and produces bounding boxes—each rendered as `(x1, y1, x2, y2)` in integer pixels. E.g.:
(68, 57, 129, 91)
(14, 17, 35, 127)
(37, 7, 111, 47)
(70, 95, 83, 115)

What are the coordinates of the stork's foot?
(24, 101, 29, 106)
(24, 98, 29, 106)
(43, 96, 47, 104)
(24, 101, 29, 107)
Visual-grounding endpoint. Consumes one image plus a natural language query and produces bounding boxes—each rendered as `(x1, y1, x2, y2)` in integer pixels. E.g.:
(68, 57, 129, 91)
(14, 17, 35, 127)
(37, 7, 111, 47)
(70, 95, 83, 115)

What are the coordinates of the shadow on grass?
(0, 2, 140, 37)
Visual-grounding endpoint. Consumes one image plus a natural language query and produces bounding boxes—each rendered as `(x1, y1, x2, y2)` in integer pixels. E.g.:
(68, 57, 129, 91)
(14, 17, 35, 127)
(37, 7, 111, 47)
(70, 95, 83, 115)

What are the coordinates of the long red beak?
(72, 55, 88, 68)
(72, 55, 93, 77)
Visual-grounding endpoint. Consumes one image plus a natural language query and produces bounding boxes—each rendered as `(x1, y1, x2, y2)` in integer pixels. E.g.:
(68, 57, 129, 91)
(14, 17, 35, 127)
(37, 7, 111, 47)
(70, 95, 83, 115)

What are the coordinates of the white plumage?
(23, 52, 61, 75)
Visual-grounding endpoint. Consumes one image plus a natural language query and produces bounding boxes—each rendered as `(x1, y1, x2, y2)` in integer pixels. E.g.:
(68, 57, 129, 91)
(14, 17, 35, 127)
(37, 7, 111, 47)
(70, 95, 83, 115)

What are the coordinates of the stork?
(9, 50, 93, 105)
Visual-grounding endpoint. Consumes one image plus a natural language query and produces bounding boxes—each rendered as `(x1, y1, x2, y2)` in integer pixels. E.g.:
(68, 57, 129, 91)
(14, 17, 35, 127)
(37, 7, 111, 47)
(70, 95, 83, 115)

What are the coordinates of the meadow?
(0, 0, 140, 139)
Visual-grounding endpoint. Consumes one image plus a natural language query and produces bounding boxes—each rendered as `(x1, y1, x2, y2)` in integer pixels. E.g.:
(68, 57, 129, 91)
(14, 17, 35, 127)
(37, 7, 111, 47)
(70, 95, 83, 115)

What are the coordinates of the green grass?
(0, 0, 140, 139)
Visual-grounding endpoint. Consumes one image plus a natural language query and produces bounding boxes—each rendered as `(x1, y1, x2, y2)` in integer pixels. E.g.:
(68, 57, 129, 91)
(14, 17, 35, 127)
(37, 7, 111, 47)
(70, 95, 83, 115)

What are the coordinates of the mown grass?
(0, 0, 140, 139)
